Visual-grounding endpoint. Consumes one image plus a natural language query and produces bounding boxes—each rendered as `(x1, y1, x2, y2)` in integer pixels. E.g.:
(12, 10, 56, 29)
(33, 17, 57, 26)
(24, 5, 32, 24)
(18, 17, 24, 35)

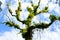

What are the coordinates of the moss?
(30, 1, 34, 7)
(27, 7, 33, 13)
(49, 15, 57, 22)
(22, 26, 33, 40)
(34, 23, 49, 29)
(28, 13, 34, 18)
(14, 24, 20, 29)
(15, 10, 20, 21)
(17, 2, 22, 11)
(6, 21, 13, 27)
(33, 6, 38, 15)
(42, 6, 48, 13)
(8, 8, 12, 14)
(26, 13, 34, 25)
(44, 6, 48, 10)
(58, 17, 60, 20)
(40, 9, 48, 13)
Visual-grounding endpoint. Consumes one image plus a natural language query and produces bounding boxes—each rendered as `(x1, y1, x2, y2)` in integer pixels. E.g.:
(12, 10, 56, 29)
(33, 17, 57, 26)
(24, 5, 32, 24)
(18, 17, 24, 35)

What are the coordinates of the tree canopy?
(0, 0, 60, 40)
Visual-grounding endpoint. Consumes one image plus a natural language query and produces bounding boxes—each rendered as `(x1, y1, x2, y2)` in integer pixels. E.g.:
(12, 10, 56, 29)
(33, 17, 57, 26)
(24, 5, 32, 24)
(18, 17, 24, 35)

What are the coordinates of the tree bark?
(25, 28, 32, 40)
(22, 26, 35, 40)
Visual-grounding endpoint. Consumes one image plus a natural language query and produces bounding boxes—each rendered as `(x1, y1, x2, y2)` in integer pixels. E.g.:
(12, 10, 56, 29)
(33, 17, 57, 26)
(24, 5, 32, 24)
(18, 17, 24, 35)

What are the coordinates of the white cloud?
(0, 0, 6, 9)
(20, 10, 29, 21)
(0, 25, 60, 40)
(54, 5, 60, 14)
(32, 21, 60, 40)
(40, 0, 49, 5)
(21, 3, 33, 10)
(41, 28, 60, 40)
(31, 0, 39, 5)
(37, 0, 49, 12)
(0, 29, 24, 40)
(48, 2, 56, 11)
(8, 0, 19, 15)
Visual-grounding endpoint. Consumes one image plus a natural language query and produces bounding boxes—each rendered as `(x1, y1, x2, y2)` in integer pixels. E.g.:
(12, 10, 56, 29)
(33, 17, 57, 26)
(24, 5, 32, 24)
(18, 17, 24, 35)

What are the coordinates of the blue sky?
(0, 0, 60, 40)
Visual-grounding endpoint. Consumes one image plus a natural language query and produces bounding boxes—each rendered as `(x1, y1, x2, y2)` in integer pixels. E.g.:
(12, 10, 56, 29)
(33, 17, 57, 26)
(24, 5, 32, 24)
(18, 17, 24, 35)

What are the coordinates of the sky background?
(0, 0, 60, 40)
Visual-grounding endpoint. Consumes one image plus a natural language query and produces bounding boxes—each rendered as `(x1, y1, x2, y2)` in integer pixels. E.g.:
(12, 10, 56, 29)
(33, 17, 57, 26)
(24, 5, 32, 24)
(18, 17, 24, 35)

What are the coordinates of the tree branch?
(37, 6, 48, 14)
(24, 0, 41, 26)
(30, 0, 41, 15)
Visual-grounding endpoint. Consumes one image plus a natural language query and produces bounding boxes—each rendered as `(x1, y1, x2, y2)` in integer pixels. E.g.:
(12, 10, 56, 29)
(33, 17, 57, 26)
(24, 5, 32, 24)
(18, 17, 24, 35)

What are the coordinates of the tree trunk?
(25, 28, 32, 40)
(22, 26, 35, 40)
